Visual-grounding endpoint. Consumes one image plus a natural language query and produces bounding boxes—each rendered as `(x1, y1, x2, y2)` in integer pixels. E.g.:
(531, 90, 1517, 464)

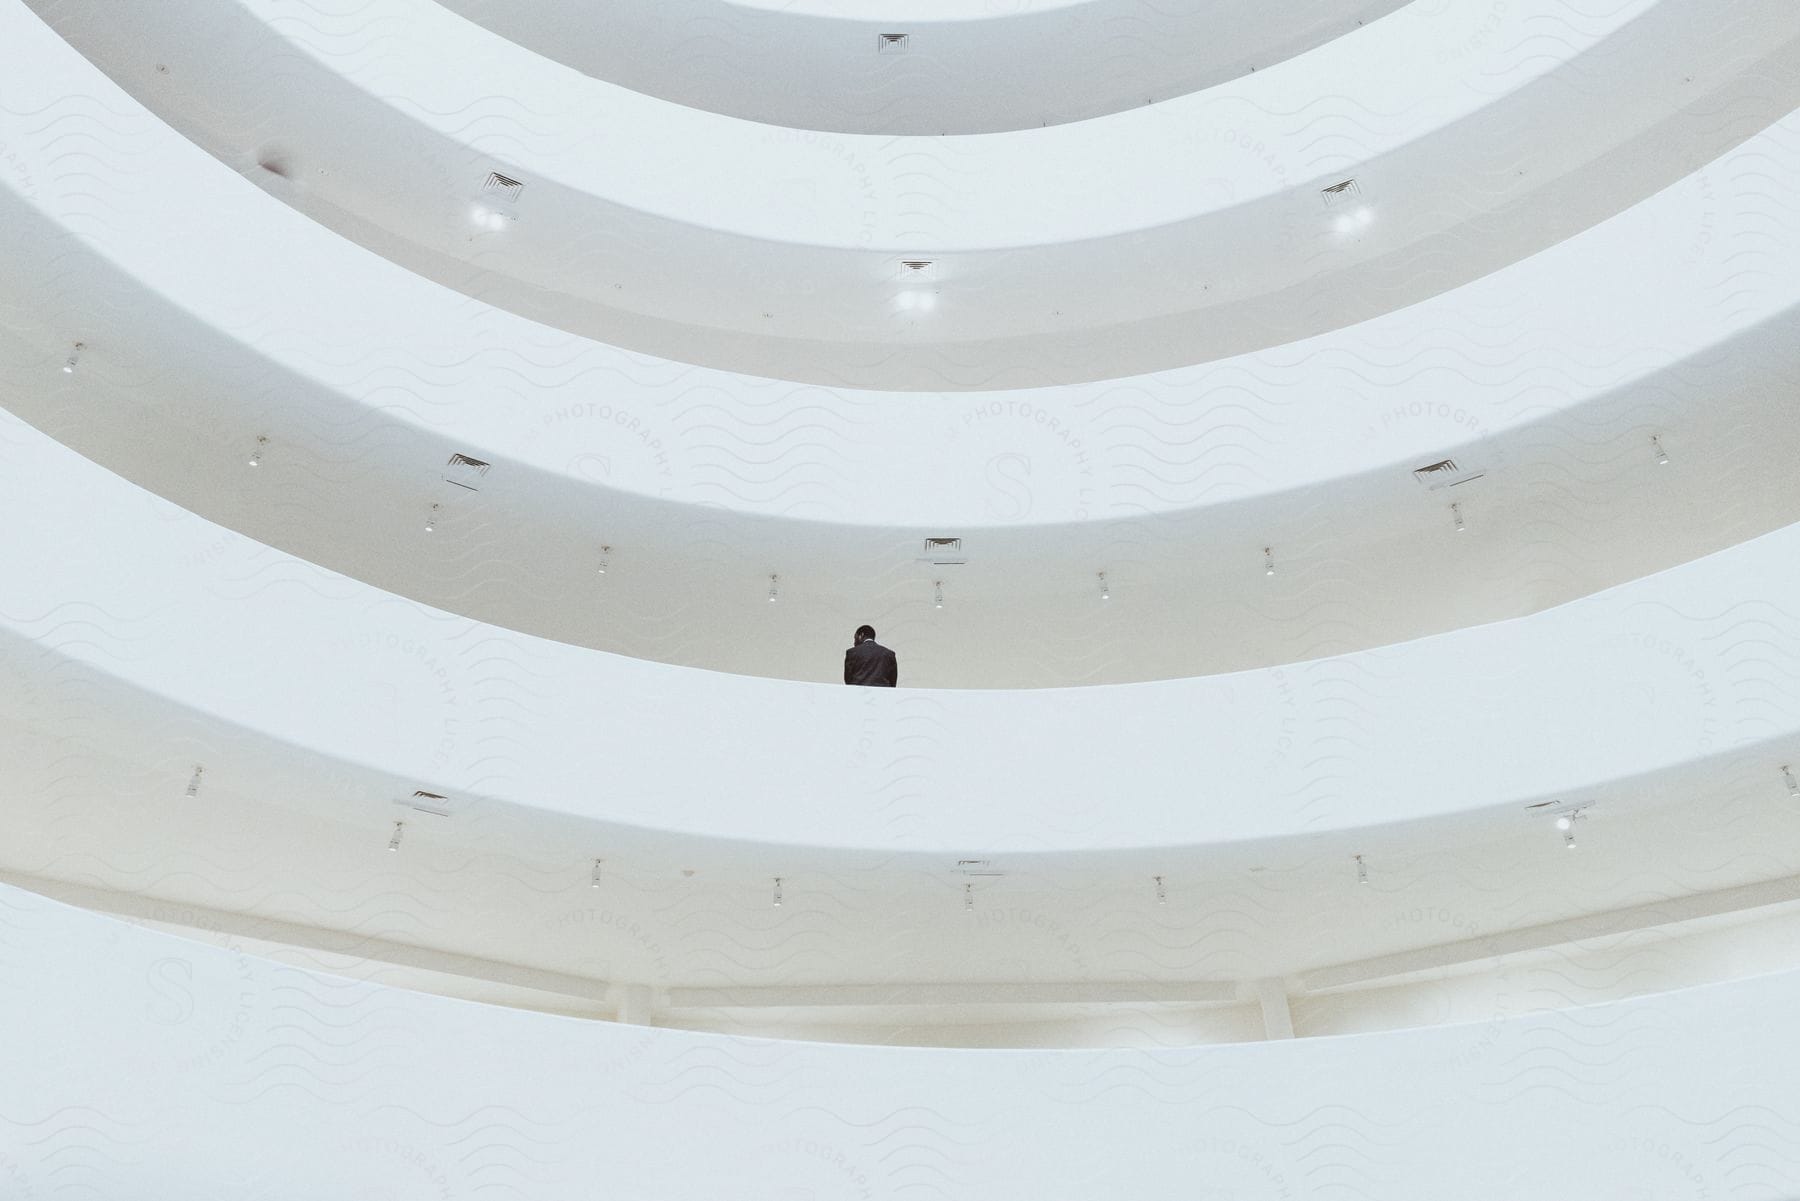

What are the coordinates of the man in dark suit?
(844, 624, 898, 687)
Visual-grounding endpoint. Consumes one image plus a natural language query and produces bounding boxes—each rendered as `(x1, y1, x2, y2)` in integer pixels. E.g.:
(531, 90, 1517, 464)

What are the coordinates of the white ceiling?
(7, 0, 1800, 1056)
(436, 0, 1411, 134)
(3, 92, 1800, 684)
(26, 0, 1800, 387)
(4, 670, 1797, 1000)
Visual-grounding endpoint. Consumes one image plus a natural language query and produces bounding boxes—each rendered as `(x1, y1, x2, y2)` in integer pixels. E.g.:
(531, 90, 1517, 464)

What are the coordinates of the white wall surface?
(3, 882, 1795, 1198)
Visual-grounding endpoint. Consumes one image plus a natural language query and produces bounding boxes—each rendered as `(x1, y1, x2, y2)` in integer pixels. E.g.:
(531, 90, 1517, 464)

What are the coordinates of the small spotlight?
(1263, 546, 1276, 577)
(425, 503, 440, 533)
(62, 342, 84, 374)
(1333, 213, 1356, 235)
(1356, 206, 1373, 227)
(1652, 435, 1669, 466)
(1153, 875, 1166, 906)
(1354, 854, 1369, 885)
(184, 765, 203, 799)
(767, 573, 778, 603)
(1451, 502, 1465, 533)
(387, 820, 404, 852)
(963, 881, 974, 912)
(596, 545, 610, 575)
(1563, 830, 1578, 851)
(933, 580, 944, 610)
(1555, 814, 1572, 831)
(1098, 571, 1110, 601)
(248, 435, 267, 467)
(1783, 765, 1798, 798)
(772, 876, 783, 907)
(590, 858, 603, 888)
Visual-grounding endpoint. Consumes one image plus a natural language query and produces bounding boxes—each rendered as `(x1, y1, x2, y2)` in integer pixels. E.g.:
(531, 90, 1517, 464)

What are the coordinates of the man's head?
(854, 625, 876, 645)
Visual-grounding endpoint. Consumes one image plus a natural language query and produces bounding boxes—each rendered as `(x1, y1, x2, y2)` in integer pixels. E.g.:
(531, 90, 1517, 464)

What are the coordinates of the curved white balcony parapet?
(437, 0, 1409, 135)
(5, 20, 1800, 683)
(24, 0, 1800, 387)
(4, 409, 1800, 860)
(5, 883, 1798, 1196)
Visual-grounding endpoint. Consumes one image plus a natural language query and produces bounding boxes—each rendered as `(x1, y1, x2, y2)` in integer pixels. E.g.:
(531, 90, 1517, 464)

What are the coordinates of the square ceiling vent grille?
(919, 537, 966, 565)
(877, 32, 910, 53)
(1411, 458, 1484, 490)
(395, 790, 453, 817)
(443, 453, 491, 491)
(482, 172, 524, 202)
(1320, 178, 1361, 208)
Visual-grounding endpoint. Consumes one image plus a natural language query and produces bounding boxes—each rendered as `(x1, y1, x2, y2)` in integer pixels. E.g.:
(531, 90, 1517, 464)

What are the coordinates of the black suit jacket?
(844, 640, 898, 687)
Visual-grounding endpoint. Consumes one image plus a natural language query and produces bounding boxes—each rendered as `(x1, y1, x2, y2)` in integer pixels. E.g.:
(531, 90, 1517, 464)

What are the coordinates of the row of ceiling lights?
(58, 346, 1679, 596)
(170, 762, 1800, 903)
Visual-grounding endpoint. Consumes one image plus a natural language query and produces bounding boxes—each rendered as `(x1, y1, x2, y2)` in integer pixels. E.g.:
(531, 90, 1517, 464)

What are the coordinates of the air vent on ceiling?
(482, 172, 524, 202)
(920, 536, 966, 566)
(1412, 457, 1484, 490)
(1320, 178, 1361, 208)
(396, 790, 453, 817)
(443, 453, 492, 491)
(877, 32, 910, 53)
(956, 858, 1004, 877)
(897, 258, 937, 280)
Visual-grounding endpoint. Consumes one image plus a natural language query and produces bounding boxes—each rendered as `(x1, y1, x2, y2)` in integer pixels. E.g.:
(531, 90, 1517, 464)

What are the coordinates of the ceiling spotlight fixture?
(933, 580, 944, 610)
(1652, 435, 1670, 466)
(1098, 571, 1110, 601)
(963, 880, 974, 912)
(590, 858, 604, 888)
(767, 573, 779, 603)
(62, 342, 84, 374)
(387, 820, 404, 852)
(1551, 805, 1590, 849)
(772, 876, 784, 907)
(1153, 875, 1166, 905)
(597, 545, 610, 575)
(248, 435, 268, 467)
(896, 289, 939, 313)
(469, 203, 508, 232)
(1354, 854, 1369, 885)
(184, 764, 203, 799)
(1783, 765, 1798, 798)
(1451, 501, 1465, 533)
(424, 503, 440, 533)
(1263, 546, 1276, 577)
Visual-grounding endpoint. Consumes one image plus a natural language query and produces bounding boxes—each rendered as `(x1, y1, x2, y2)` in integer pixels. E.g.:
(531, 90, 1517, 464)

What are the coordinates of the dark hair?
(855, 625, 876, 642)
